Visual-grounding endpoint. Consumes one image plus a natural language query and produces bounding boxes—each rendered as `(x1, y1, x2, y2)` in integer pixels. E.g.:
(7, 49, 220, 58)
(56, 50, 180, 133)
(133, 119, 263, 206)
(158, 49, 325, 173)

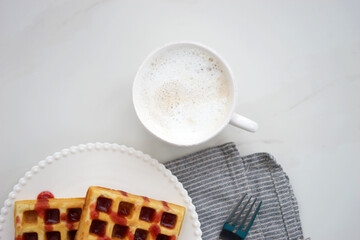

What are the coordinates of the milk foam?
(134, 45, 232, 144)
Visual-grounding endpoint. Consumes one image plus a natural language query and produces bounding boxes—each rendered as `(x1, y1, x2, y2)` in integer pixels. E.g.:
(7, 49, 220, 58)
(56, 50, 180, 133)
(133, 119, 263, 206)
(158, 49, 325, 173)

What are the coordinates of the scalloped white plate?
(0, 143, 202, 240)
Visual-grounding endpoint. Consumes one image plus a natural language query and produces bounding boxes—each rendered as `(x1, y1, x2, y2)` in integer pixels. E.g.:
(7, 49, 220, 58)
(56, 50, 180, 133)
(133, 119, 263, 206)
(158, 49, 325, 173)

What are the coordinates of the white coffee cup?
(133, 41, 258, 146)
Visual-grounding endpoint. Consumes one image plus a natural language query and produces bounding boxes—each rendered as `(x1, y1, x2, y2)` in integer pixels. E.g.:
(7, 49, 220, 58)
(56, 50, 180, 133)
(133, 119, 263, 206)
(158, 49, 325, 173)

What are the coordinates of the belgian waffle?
(14, 194, 85, 240)
(76, 186, 186, 240)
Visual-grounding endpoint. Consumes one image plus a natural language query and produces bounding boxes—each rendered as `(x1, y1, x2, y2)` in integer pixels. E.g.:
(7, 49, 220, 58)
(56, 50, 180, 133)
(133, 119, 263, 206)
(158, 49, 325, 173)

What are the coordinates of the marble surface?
(0, 0, 359, 239)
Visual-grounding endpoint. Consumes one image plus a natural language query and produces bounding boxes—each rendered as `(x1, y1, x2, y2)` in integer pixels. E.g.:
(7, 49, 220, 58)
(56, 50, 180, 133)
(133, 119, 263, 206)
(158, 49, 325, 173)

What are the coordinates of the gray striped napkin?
(164, 142, 304, 240)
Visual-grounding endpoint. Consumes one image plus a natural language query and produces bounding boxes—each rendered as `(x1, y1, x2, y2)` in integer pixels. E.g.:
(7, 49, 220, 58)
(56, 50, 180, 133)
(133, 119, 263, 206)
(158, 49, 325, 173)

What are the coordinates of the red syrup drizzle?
(35, 191, 54, 218)
(128, 231, 134, 240)
(15, 236, 23, 240)
(162, 201, 170, 210)
(97, 236, 111, 240)
(109, 211, 127, 226)
(142, 196, 150, 202)
(61, 213, 74, 230)
(92, 214, 125, 240)
(90, 203, 99, 219)
(119, 190, 128, 197)
(37, 191, 54, 200)
(90, 202, 126, 224)
(154, 210, 164, 224)
(90, 201, 127, 237)
(170, 235, 177, 240)
(149, 224, 161, 239)
(16, 216, 20, 225)
(44, 225, 53, 231)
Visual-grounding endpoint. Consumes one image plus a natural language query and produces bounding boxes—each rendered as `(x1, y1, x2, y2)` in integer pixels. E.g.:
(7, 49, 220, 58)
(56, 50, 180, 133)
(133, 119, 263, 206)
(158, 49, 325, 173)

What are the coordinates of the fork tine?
(238, 198, 257, 228)
(225, 194, 247, 223)
(233, 196, 252, 224)
(244, 200, 262, 232)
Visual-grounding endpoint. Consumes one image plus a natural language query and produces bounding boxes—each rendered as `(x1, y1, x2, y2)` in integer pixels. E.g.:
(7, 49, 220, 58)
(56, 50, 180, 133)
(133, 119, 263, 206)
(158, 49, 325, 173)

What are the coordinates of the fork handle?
(220, 229, 244, 240)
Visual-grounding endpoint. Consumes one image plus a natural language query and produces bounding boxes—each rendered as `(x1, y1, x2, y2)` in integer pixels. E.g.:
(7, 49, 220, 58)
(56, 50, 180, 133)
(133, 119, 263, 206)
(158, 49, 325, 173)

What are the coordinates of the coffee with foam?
(133, 45, 233, 145)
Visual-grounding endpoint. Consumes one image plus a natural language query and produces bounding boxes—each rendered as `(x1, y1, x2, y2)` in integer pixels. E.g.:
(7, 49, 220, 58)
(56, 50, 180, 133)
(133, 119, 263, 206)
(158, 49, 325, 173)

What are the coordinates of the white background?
(1, 0, 359, 239)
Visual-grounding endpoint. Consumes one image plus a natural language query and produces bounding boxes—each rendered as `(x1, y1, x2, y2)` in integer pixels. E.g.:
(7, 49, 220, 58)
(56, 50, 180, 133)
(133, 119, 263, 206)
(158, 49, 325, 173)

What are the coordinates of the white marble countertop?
(1, 0, 359, 239)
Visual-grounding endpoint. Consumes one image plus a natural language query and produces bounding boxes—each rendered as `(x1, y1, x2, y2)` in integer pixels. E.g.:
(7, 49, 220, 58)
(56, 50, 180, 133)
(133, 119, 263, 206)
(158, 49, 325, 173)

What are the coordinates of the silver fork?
(219, 194, 262, 240)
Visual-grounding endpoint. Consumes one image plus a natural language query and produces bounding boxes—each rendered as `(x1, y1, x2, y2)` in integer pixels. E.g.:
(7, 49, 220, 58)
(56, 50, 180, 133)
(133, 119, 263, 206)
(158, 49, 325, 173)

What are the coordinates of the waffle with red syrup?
(14, 191, 85, 240)
(76, 186, 186, 240)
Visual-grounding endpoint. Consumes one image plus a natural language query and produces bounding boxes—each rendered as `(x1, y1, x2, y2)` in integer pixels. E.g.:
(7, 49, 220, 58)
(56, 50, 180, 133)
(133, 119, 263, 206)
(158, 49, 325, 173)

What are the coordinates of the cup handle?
(230, 113, 258, 132)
